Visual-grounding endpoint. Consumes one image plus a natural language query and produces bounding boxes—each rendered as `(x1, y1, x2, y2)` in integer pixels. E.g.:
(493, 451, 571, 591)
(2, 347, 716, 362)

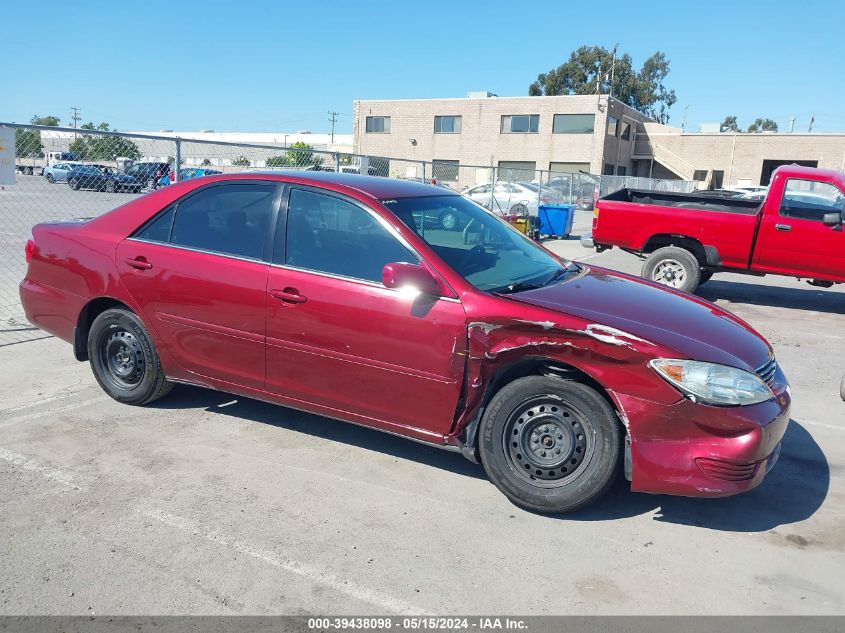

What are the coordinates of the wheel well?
(461, 357, 621, 460)
(641, 234, 707, 265)
(74, 297, 133, 361)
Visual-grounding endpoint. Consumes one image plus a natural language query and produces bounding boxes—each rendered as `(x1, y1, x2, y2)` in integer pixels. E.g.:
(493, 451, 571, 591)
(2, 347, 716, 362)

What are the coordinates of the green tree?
(285, 141, 319, 167)
(747, 118, 778, 133)
(232, 155, 251, 167)
(528, 45, 677, 123)
(15, 114, 61, 157)
(68, 122, 141, 160)
(720, 115, 740, 132)
(265, 154, 287, 167)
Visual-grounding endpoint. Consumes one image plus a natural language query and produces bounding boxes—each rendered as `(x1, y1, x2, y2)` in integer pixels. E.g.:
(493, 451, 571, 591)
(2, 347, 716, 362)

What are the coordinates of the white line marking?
(0, 447, 87, 489)
(792, 417, 843, 432)
(1, 391, 78, 413)
(137, 506, 425, 614)
(574, 252, 603, 261)
(0, 396, 109, 429)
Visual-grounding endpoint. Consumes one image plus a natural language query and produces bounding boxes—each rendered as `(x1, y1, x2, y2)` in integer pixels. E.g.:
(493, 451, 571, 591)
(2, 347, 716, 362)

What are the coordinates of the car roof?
(233, 170, 459, 199)
(773, 164, 845, 185)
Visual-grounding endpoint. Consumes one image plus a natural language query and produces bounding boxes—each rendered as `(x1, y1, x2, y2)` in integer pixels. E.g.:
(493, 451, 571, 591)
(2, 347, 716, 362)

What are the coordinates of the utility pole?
(681, 105, 689, 132)
(70, 107, 81, 138)
(609, 43, 619, 99)
(328, 111, 339, 144)
(808, 114, 815, 133)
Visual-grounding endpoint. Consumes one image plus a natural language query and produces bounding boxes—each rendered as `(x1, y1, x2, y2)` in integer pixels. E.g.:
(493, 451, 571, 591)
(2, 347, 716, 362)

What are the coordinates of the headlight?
(649, 359, 773, 406)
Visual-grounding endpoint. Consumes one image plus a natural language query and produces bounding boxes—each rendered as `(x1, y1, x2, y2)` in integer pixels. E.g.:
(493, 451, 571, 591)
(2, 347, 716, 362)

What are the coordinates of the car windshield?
(382, 195, 577, 292)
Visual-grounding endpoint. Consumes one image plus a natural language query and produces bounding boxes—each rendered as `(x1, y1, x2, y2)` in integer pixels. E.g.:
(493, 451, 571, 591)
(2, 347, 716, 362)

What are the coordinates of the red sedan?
(20, 172, 790, 513)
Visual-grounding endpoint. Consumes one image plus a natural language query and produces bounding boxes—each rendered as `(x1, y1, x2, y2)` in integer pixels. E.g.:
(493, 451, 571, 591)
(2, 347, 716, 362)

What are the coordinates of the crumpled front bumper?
(613, 382, 791, 498)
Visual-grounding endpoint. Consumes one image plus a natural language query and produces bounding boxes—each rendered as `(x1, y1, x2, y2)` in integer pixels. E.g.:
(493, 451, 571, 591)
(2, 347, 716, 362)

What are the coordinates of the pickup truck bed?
(586, 165, 845, 293)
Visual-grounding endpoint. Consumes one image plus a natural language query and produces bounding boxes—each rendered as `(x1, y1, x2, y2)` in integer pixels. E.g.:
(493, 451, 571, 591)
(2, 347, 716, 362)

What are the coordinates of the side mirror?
(382, 262, 443, 296)
(822, 212, 842, 227)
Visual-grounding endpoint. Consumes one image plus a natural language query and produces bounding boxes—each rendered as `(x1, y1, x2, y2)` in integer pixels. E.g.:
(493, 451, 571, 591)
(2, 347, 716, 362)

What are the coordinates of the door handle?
(270, 288, 307, 304)
(125, 257, 153, 270)
(775, 224, 792, 232)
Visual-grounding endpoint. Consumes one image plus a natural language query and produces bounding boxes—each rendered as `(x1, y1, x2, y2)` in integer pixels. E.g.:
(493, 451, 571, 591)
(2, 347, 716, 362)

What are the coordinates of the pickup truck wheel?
(642, 246, 701, 293)
(87, 308, 173, 405)
(479, 376, 621, 514)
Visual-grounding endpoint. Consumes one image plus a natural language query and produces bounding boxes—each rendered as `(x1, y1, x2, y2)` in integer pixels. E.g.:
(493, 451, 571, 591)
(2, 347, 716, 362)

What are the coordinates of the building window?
(497, 160, 536, 181)
(365, 116, 390, 133)
(501, 115, 539, 134)
(434, 116, 462, 134)
(693, 170, 708, 181)
(620, 120, 631, 141)
(607, 116, 619, 137)
(603, 163, 615, 175)
(713, 170, 725, 188)
(616, 166, 627, 176)
(552, 114, 595, 134)
(432, 160, 459, 182)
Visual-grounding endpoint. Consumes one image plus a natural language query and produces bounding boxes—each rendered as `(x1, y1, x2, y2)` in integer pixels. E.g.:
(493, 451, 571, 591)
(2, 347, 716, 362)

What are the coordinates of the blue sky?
(2, 0, 844, 134)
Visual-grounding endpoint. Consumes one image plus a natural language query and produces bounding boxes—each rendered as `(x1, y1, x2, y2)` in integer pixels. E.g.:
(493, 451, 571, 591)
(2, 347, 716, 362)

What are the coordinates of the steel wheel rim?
(441, 212, 457, 230)
(101, 329, 145, 389)
(652, 259, 686, 287)
(502, 397, 594, 488)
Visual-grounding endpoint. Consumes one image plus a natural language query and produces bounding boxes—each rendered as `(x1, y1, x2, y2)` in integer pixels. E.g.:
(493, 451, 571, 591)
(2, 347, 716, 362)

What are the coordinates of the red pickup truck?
(583, 165, 845, 293)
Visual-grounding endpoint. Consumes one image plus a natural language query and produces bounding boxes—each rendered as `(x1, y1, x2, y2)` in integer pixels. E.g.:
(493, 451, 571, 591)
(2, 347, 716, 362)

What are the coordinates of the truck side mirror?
(822, 212, 842, 227)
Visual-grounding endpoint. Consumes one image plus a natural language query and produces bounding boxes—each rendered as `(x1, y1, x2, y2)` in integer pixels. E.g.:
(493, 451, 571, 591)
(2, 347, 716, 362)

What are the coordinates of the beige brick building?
(353, 94, 650, 187)
(354, 93, 845, 189)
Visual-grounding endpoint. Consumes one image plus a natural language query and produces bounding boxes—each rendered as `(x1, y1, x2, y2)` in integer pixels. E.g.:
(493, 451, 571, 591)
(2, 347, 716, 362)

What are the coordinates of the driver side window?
(780, 179, 844, 222)
(283, 189, 418, 283)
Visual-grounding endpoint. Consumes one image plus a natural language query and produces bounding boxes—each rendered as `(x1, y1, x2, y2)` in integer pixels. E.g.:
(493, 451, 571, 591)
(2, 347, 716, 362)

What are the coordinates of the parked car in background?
(21, 171, 790, 513)
(545, 176, 598, 210)
(123, 162, 170, 190)
(462, 181, 556, 215)
(157, 167, 222, 187)
(67, 165, 143, 193)
(16, 151, 82, 176)
(582, 165, 845, 293)
(43, 162, 83, 183)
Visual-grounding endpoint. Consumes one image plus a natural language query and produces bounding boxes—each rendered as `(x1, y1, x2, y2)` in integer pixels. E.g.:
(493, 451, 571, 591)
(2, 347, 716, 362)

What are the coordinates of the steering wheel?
(458, 244, 486, 272)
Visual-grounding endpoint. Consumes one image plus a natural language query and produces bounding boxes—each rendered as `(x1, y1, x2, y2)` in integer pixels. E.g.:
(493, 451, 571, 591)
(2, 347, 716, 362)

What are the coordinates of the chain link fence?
(1, 122, 695, 345)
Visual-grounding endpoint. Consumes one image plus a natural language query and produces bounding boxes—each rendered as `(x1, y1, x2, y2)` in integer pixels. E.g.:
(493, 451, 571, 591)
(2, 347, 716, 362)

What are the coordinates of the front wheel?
(69, 178, 80, 190)
(104, 180, 116, 193)
(87, 308, 173, 405)
(46, 173, 55, 184)
(146, 178, 156, 190)
(642, 246, 701, 293)
(479, 376, 621, 514)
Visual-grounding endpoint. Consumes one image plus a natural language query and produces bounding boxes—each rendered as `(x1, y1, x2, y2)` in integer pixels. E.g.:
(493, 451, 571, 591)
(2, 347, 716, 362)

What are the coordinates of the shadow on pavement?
(698, 280, 845, 314)
(152, 387, 829, 530)
(566, 420, 829, 531)
(151, 384, 486, 481)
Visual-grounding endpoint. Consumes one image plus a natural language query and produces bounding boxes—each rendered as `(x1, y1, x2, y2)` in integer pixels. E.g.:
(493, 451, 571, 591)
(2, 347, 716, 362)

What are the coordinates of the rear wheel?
(479, 376, 621, 514)
(642, 246, 701, 293)
(87, 308, 173, 405)
(69, 178, 80, 190)
(24, 166, 33, 175)
(104, 180, 116, 193)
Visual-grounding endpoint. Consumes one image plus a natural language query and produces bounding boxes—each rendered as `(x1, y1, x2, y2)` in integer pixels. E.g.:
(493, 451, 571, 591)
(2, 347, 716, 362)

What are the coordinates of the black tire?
(439, 210, 459, 231)
(479, 376, 621, 514)
(46, 173, 55, 184)
(146, 178, 156, 190)
(69, 178, 80, 190)
(840, 374, 845, 402)
(24, 166, 33, 175)
(104, 180, 116, 193)
(642, 246, 701, 293)
(699, 270, 714, 285)
(87, 308, 173, 405)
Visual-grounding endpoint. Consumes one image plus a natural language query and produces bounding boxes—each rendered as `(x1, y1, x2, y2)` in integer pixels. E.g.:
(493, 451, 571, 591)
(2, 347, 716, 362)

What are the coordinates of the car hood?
(508, 265, 771, 370)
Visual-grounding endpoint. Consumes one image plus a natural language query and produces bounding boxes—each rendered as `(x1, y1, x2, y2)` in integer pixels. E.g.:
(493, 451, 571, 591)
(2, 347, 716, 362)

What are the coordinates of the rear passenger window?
(135, 205, 175, 242)
(170, 184, 276, 259)
(283, 189, 418, 283)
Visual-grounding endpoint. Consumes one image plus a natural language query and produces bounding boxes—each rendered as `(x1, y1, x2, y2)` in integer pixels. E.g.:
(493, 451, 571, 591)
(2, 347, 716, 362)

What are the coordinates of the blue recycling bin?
(538, 204, 575, 239)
